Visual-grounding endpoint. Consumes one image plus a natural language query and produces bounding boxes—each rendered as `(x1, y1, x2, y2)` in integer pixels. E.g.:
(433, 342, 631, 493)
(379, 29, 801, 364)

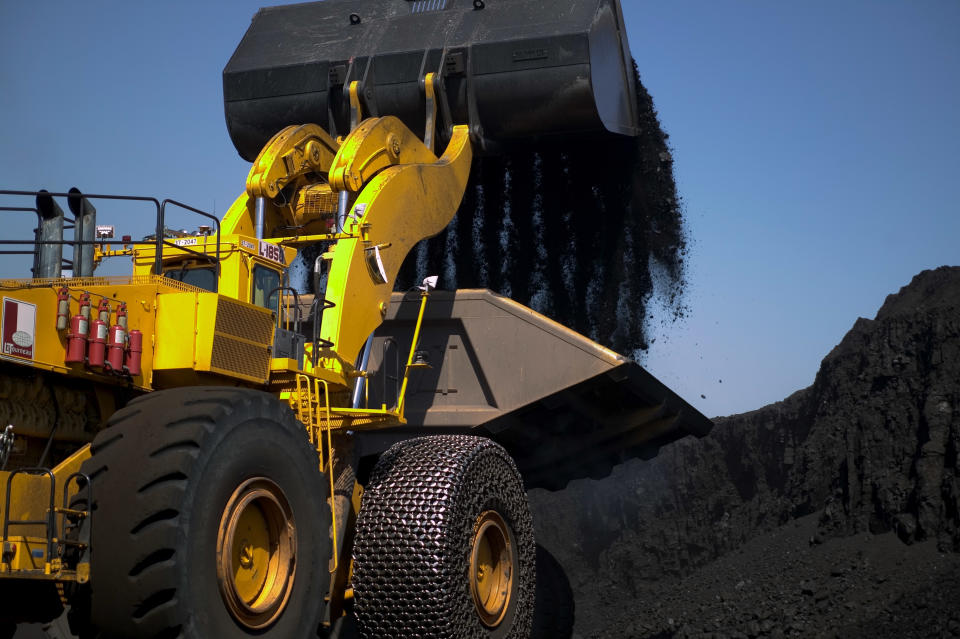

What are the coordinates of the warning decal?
(2, 298, 37, 360)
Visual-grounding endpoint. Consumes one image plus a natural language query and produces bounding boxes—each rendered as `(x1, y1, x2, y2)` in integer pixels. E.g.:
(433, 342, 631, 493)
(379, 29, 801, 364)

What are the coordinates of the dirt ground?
(570, 512, 960, 638)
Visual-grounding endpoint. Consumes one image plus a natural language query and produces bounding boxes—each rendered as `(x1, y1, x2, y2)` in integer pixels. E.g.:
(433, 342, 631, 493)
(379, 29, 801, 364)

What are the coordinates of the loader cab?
(142, 233, 295, 310)
(251, 257, 308, 363)
(250, 262, 281, 314)
(159, 252, 285, 315)
(162, 260, 218, 293)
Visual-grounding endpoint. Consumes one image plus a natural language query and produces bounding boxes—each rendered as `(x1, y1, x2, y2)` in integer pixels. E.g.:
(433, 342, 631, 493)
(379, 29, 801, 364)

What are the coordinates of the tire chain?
(353, 435, 535, 639)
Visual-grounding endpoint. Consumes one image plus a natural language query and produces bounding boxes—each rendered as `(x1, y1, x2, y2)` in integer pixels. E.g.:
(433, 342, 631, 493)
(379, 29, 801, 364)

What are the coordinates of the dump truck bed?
(360, 289, 712, 490)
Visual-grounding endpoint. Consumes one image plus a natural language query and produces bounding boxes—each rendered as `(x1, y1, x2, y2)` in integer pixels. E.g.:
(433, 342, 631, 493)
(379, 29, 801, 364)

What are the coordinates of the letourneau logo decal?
(2, 298, 37, 360)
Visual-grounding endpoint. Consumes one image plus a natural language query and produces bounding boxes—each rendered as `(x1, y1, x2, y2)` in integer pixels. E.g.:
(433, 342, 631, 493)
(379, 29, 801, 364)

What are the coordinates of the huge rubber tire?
(353, 435, 535, 638)
(77, 387, 330, 639)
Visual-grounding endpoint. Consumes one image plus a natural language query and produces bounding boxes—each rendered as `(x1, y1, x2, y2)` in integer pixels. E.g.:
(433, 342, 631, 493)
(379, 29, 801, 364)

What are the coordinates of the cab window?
(252, 265, 281, 313)
(163, 264, 217, 292)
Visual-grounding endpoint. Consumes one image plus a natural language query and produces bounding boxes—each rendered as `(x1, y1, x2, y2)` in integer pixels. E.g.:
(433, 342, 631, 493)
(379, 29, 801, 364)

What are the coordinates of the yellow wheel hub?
(468, 510, 514, 628)
(216, 477, 296, 629)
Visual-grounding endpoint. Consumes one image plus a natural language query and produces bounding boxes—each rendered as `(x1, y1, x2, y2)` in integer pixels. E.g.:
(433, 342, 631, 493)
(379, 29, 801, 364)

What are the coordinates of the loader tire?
(353, 435, 535, 639)
(78, 387, 330, 639)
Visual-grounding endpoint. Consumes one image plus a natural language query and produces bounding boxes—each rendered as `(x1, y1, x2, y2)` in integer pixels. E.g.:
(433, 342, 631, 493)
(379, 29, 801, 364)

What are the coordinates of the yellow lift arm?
(219, 108, 472, 388)
(319, 118, 472, 371)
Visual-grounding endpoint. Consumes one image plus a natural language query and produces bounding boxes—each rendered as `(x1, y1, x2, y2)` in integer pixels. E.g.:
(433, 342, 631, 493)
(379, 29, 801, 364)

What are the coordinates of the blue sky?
(1, 1, 958, 417)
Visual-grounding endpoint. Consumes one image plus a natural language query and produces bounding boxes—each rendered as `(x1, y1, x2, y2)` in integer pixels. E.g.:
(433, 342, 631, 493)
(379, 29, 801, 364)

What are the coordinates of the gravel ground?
(574, 512, 960, 638)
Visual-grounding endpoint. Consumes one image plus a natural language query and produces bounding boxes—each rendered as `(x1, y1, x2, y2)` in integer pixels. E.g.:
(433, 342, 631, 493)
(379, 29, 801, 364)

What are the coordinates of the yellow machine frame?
(0, 77, 473, 618)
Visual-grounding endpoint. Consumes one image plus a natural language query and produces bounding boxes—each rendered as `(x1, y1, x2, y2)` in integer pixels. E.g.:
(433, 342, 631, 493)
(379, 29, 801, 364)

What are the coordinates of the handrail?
(59, 473, 92, 559)
(380, 336, 401, 410)
(0, 190, 221, 283)
(268, 286, 301, 332)
(0, 207, 42, 273)
(310, 297, 337, 366)
(158, 199, 222, 282)
(2, 468, 56, 573)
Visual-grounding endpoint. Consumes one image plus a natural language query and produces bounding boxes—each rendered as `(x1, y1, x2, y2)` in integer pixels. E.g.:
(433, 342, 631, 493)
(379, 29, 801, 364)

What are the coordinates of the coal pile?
(528, 266, 960, 638)
(583, 512, 960, 639)
(396, 65, 688, 356)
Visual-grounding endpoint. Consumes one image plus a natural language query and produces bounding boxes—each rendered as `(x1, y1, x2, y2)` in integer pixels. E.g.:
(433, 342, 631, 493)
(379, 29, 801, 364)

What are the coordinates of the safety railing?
(293, 374, 339, 572)
(0, 190, 221, 289)
(0, 468, 90, 577)
(310, 297, 337, 364)
(0, 206, 42, 276)
(1, 468, 57, 573)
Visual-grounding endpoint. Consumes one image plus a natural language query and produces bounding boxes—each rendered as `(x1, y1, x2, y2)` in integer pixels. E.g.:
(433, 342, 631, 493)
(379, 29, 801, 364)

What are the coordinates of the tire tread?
(76, 387, 329, 639)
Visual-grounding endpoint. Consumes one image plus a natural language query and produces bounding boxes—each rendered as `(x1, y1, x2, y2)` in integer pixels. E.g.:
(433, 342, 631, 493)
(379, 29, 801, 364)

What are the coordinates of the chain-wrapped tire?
(76, 387, 330, 639)
(353, 435, 535, 638)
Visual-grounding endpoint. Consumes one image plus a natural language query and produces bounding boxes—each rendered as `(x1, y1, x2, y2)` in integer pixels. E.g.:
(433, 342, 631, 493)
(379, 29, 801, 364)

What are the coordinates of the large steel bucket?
(224, 0, 639, 160)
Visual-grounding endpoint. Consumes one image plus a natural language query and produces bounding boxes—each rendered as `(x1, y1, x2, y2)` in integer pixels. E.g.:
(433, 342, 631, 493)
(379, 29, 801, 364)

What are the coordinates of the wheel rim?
(468, 510, 514, 628)
(216, 477, 296, 629)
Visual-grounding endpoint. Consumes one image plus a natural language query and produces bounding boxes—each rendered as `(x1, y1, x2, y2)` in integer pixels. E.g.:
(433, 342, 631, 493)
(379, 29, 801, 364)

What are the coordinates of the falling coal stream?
(396, 65, 688, 356)
(287, 66, 689, 357)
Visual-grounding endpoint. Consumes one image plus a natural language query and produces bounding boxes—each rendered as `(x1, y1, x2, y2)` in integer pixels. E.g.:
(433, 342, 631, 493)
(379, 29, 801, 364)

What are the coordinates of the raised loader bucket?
(224, 0, 639, 160)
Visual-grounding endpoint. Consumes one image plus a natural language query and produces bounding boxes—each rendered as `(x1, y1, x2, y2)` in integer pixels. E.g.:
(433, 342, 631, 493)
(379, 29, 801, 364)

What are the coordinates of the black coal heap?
(527, 266, 960, 638)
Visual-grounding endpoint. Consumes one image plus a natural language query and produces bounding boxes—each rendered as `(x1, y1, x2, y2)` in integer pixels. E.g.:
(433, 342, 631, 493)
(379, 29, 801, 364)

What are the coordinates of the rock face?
(528, 266, 960, 637)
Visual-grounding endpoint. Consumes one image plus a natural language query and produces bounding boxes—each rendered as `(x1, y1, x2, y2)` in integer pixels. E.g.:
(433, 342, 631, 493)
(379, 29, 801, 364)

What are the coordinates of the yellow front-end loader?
(0, 1, 711, 637)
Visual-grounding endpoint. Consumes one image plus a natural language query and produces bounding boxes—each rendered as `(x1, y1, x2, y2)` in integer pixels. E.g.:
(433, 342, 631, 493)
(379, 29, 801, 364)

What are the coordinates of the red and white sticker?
(2, 298, 37, 360)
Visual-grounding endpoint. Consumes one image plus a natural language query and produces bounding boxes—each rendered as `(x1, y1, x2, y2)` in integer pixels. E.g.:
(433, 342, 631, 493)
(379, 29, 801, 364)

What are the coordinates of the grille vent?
(408, 0, 449, 14)
(211, 336, 270, 381)
(211, 297, 273, 382)
(215, 297, 273, 344)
